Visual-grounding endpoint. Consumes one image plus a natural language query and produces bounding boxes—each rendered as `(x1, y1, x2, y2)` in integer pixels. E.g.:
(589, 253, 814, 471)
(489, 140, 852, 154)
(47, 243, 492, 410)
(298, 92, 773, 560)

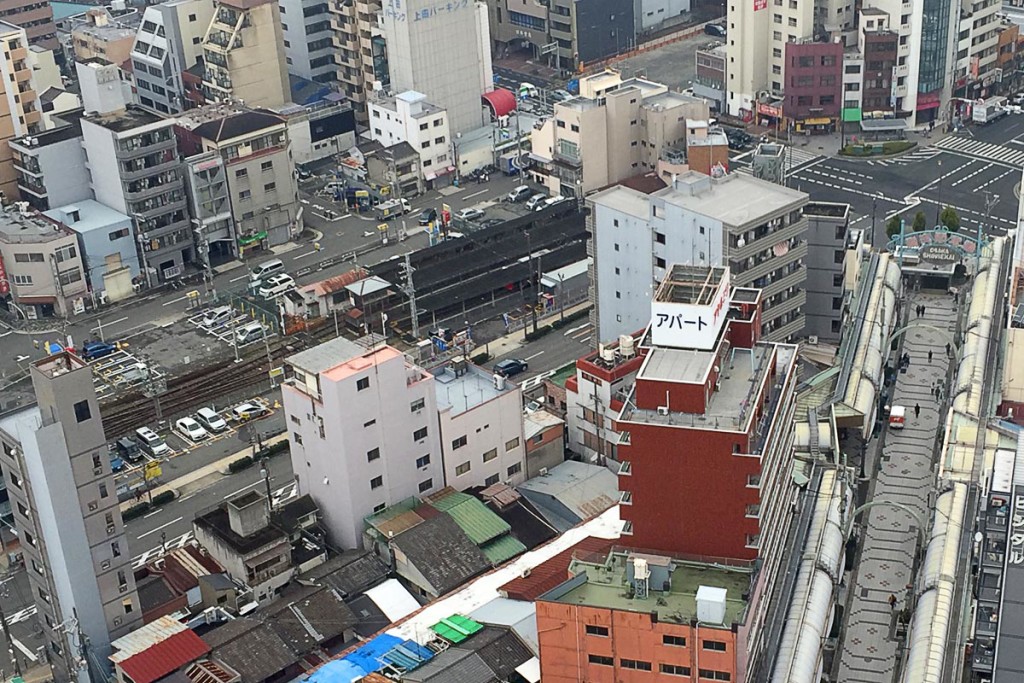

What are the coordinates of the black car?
(705, 24, 726, 37)
(418, 207, 438, 225)
(494, 358, 529, 377)
(115, 436, 143, 463)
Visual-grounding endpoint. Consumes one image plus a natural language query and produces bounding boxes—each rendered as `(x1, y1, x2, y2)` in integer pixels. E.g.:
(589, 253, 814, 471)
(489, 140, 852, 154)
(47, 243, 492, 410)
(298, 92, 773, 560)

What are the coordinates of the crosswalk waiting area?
(734, 146, 820, 175)
(935, 135, 1024, 167)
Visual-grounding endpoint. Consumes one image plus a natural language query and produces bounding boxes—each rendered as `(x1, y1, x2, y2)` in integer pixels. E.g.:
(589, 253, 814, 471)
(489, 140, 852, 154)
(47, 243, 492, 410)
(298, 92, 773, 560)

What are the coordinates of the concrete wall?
(437, 385, 526, 489)
(636, 0, 690, 31)
(80, 120, 126, 212)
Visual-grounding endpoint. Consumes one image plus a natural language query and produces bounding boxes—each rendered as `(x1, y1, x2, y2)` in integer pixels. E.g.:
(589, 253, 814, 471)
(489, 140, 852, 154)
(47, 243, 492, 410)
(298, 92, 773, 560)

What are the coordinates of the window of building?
(112, 541, 121, 557)
(747, 473, 761, 488)
(703, 640, 727, 652)
(662, 664, 692, 676)
(421, 141, 430, 149)
(414, 426, 428, 441)
(109, 228, 129, 240)
(570, 124, 579, 132)
(505, 437, 520, 451)
(12, 275, 31, 286)
(410, 398, 425, 412)
(74, 400, 91, 423)
(699, 671, 731, 681)
(588, 655, 613, 666)
(483, 448, 497, 462)
(455, 461, 471, 476)
(556, 119, 565, 128)
(434, 136, 445, 144)
(239, 190, 251, 201)
(122, 598, 133, 614)
(419, 122, 429, 131)
(418, 478, 433, 492)
(367, 447, 380, 462)
(832, 296, 843, 310)
(614, 243, 620, 251)
(507, 462, 522, 477)
(655, 232, 666, 244)
(621, 659, 652, 671)
(261, 160, 273, 172)
(416, 454, 430, 468)
(663, 634, 687, 646)
(485, 474, 500, 485)
(55, 244, 77, 263)
(452, 435, 467, 450)
(373, 502, 387, 513)
(585, 625, 609, 636)
(14, 253, 43, 263)
(236, 168, 248, 178)
(834, 249, 844, 264)
(264, 182, 276, 192)
(357, 377, 370, 391)
(745, 533, 760, 548)
(433, 118, 443, 127)
(99, 483, 108, 498)
(370, 475, 383, 489)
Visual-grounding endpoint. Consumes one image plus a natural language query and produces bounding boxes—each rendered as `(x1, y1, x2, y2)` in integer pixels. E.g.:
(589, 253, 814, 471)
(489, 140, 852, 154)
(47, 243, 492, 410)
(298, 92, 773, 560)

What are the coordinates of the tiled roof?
(116, 629, 211, 683)
(207, 622, 296, 683)
(425, 489, 510, 545)
(499, 537, 614, 601)
(265, 585, 358, 650)
(393, 515, 490, 595)
(300, 550, 389, 597)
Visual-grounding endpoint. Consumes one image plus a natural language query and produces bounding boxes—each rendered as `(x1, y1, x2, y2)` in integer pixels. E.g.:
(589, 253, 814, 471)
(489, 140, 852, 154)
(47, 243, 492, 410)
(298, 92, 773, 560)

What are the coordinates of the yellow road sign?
(144, 461, 162, 480)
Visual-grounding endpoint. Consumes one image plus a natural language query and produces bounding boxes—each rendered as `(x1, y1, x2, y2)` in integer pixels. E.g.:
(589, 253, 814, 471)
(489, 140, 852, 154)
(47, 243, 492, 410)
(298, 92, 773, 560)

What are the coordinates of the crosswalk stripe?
(733, 145, 821, 176)
(936, 136, 1024, 167)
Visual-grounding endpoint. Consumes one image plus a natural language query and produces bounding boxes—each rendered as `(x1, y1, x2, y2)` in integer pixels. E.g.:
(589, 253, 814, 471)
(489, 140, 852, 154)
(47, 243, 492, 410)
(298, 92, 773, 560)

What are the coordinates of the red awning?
(482, 88, 517, 117)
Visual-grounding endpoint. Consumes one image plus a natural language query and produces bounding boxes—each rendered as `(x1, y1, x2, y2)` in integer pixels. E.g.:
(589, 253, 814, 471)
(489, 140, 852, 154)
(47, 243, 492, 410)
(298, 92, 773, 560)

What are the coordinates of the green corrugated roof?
(481, 534, 527, 565)
(429, 491, 510, 544)
(430, 615, 483, 643)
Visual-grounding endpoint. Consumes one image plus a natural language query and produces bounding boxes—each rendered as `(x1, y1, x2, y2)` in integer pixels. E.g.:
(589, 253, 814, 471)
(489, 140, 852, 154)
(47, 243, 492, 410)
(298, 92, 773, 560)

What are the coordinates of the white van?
(235, 321, 267, 345)
(538, 195, 566, 211)
(258, 273, 295, 299)
(202, 305, 234, 329)
(134, 426, 170, 457)
(250, 259, 285, 284)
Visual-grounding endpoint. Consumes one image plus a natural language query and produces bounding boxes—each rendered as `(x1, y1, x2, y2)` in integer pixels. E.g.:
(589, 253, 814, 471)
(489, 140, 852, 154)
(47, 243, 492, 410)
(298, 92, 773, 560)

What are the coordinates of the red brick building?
(784, 40, 844, 133)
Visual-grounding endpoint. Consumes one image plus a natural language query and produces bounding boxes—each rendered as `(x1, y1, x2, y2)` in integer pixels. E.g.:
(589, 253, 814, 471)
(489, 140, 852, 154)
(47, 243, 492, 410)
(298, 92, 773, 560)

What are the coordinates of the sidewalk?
(479, 301, 591, 359)
(121, 432, 288, 511)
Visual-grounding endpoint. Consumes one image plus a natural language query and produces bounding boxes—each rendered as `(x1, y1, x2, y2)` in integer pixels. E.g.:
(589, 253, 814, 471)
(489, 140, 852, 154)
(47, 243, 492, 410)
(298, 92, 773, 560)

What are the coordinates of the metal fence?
(503, 288, 589, 333)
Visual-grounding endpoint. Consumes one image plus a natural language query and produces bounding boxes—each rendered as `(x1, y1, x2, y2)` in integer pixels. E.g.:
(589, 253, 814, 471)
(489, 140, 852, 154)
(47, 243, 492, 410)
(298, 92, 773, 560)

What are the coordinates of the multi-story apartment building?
(951, 0, 1003, 101)
(130, 0, 215, 114)
(82, 106, 191, 285)
(380, 0, 492, 134)
(784, 39, 844, 132)
(10, 110, 90, 211)
(329, 0, 385, 125)
(177, 105, 301, 247)
(536, 265, 800, 683)
(693, 41, 726, 112)
(435, 360, 527, 489)
(70, 9, 137, 67)
(282, 337, 445, 549)
(588, 170, 808, 345)
(0, 21, 45, 199)
(183, 150, 234, 266)
(0, 353, 142, 682)
(201, 0, 289, 108)
(530, 71, 710, 197)
(367, 90, 452, 187)
(0, 206, 88, 318)
(857, 9, 898, 116)
(803, 201, 852, 342)
(0, 0, 55, 49)
(279, 0, 335, 83)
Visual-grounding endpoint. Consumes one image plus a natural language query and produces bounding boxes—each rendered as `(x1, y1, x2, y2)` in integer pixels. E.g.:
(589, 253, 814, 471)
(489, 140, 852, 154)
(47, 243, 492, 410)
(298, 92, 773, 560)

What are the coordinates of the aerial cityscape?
(0, 0, 1020, 680)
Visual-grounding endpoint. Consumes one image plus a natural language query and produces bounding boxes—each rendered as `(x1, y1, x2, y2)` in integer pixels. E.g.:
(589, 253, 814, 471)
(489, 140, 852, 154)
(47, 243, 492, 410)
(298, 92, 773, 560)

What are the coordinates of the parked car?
(175, 417, 209, 441)
(1013, 92, 1024, 105)
(196, 406, 229, 433)
(705, 24, 726, 37)
(524, 193, 547, 211)
(506, 185, 533, 202)
(455, 207, 484, 221)
(480, 218, 504, 228)
(134, 426, 170, 457)
(258, 273, 296, 299)
(202, 305, 234, 329)
(418, 207, 438, 225)
(235, 321, 267, 345)
(109, 453, 126, 472)
(115, 436, 144, 463)
(232, 402, 269, 421)
(537, 195, 566, 211)
(249, 258, 285, 284)
(494, 358, 529, 377)
(81, 340, 118, 361)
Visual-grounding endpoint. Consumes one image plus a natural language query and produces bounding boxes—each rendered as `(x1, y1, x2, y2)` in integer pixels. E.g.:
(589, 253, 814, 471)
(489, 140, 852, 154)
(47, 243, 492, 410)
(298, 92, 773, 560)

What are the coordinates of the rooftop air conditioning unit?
(657, 406, 669, 416)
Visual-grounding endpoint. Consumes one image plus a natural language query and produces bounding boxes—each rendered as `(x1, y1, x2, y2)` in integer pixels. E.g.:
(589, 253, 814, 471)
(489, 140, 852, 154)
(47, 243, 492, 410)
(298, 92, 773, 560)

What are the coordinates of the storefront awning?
(804, 117, 832, 125)
(482, 88, 517, 118)
(238, 231, 268, 246)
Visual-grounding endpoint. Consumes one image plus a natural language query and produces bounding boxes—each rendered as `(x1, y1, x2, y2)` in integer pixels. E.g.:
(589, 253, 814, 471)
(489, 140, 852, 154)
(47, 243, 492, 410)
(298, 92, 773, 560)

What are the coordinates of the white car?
(175, 417, 209, 441)
(1013, 92, 1024, 105)
(202, 305, 234, 329)
(455, 207, 484, 221)
(195, 406, 228, 433)
(258, 273, 296, 299)
(231, 402, 269, 421)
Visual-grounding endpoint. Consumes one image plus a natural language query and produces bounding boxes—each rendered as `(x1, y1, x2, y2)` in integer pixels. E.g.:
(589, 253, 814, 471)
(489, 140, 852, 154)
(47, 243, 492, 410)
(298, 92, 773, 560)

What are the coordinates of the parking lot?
(91, 348, 165, 400)
(186, 301, 279, 352)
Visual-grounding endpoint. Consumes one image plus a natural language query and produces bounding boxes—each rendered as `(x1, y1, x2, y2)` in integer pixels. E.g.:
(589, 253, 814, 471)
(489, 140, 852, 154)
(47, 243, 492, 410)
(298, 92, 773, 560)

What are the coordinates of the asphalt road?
(489, 318, 594, 379)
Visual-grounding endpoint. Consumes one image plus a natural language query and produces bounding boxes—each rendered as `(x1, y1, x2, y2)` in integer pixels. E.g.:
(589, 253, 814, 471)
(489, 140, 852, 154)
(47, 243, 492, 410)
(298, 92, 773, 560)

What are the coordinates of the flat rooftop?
(654, 265, 727, 306)
(0, 405, 41, 445)
(85, 105, 169, 133)
(44, 199, 130, 234)
(286, 336, 368, 375)
(546, 550, 750, 626)
(0, 209, 70, 240)
(434, 364, 513, 417)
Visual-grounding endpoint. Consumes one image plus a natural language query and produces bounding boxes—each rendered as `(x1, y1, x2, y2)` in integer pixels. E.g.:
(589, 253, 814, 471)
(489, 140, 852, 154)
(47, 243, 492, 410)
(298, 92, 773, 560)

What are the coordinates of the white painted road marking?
(162, 294, 191, 307)
(224, 481, 261, 499)
(524, 351, 545, 361)
(137, 516, 183, 539)
(464, 189, 489, 199)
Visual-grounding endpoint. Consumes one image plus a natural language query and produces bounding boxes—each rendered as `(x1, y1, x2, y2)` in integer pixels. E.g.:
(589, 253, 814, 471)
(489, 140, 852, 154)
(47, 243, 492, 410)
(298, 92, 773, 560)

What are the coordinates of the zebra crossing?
(867, 146, 943, 166)
(934, 136, 1024, 168)
(734, 146, 821, 176)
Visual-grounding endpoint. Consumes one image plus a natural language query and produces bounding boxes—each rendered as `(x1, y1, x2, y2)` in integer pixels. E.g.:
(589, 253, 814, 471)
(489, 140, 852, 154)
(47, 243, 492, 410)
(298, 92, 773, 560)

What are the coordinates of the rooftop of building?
(547, 362, 576, 389)
(193, 502, 288, 556)
(641, 90, 705, 110)
(688, 130, 729, 147)
(373, 90, 444, 119)
(696, 40, 726, 55)
(542, 549, 750, 626)
(433, 361, 515, 416)
(516, 461, 619, 531)
(44, 199, 129, 233)
(557, 96, 603, 112)
(805, 201, 850, 218)
(392, 513, 491, 595)
(190, 109, 285, 142)
(72, 16, 137, 40)
(523, 409, 564, 441)
(85, 104, 170, 133)
(0, 405, 41, 445)
(590, 170, 808, 228)
(285, 335, 371, 375)
(860, 6, 888, 15)
(0, 207, 71, 241)
(11, 108, 85, 149)
(654, 265, 728, 306)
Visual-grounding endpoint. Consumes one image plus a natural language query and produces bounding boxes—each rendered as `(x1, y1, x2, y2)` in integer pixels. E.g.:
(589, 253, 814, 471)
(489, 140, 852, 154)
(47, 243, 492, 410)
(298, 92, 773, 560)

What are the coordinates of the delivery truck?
(973, 96, 1007, 125)
(376, 198, 411, 220)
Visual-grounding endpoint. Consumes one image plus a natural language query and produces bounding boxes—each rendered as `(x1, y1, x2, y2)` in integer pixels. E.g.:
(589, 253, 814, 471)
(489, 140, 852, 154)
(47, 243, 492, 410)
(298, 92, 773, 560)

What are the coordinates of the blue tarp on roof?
(305, 660, 365, 683)
(382, 640, 435, 671)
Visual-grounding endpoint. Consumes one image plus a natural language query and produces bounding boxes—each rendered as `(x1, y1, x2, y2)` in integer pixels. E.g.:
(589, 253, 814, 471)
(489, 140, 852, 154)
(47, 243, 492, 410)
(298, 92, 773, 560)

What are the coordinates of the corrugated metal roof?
(116, 629, 211, 683)
(481, 535, 527, 566)
(430, 615, 483, 644)
(426, 490, 510, 545)
(111, 616, 189, 661)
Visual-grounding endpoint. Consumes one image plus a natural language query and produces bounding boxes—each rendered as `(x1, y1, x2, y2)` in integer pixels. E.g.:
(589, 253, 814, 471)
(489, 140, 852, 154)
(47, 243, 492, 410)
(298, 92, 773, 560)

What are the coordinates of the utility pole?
(400, 253, 419, 339)
(260, 458, 273, 513)
(0, 575, 21, 678)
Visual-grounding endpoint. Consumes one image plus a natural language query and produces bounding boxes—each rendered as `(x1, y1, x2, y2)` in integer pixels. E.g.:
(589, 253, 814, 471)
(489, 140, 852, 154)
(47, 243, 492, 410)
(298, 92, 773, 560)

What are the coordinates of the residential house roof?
(393, 514, 490, 596)
(272, 493, 318, 534)
(424, 489, 510, 545)
(299, 268, 369, 298)
(364, 578, 421, 623)
(203, 620, 296, 683)
(516, 461, 618, 531)
(192, 110, 285, 143)
(468, 598, 539, 654)
(298, 550, 389, 598)
(347, 594, 391, 638)
(472, 485, 558, 551)
(111, 617, 211, 683)
(265, 585, 357, 652)
(193, 505, 287, 556)
(402, 627, 532, 683)
(499, 536, 615, 601)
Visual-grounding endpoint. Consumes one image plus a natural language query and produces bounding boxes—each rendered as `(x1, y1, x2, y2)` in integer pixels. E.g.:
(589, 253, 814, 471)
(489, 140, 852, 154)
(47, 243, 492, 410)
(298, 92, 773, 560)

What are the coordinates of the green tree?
(912, 210, 927, 232)
(885, 215, 902, 237)
(940, 206, 960, 232)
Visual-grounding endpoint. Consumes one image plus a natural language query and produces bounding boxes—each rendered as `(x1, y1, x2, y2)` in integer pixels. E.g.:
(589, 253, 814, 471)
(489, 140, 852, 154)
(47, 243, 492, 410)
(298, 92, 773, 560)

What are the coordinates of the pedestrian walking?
(889, 593, 898, 609)
(915, 403, 921, 419)
(922, 305, 927, 316)
(946, 342, 952, 356)
(928, 350, 933, 363)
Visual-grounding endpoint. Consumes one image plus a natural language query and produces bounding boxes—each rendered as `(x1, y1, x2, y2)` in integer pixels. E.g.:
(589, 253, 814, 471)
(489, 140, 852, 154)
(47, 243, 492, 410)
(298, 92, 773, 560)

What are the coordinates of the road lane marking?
(224, 481, 261, 499)
(137, 516, 183, 540)
(162, 294, 191, 306)
(91, 317, 127, 333)
(229, 273, 250, 283)
(525, 351, 545, 360)
(464, 189, 489, 199)
(13, 638, 37, 662)
(292, 250, 320, 260)
(143, 508, 162, 518)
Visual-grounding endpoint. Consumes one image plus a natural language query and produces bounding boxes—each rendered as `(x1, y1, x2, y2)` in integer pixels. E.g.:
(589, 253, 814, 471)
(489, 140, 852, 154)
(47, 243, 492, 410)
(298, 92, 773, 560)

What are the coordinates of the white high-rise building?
(278, 0, 335, 83)
(380, 0, 493, 134)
